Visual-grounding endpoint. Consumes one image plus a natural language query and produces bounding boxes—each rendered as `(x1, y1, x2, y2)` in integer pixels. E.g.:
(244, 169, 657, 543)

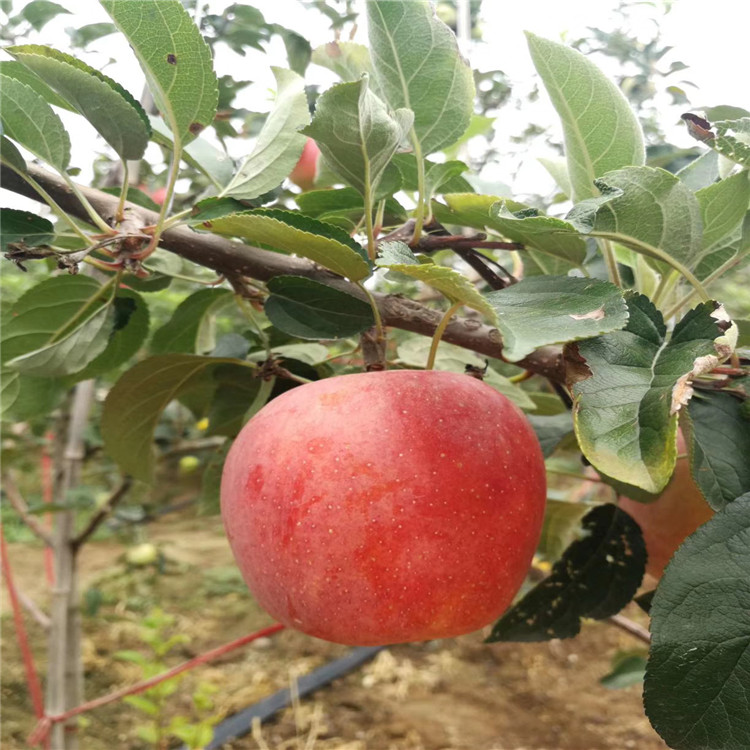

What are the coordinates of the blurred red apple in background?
(220, 370, 547, 645)
(618, 432, 713, 579)
(288, 137, 320, 191)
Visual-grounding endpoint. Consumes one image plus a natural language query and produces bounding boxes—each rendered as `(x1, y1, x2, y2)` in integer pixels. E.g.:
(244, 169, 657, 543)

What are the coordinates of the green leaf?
(204, 364, 265, 437)
(7, 45, 151, 161)
(686, 392, 750, 512)
(395, 337, 535, 410)
(150, 288, 232, 355)
(486, 504, 646, 641)
(302, 76, 413, 197)
(266, 343, 329, 366)
(376, 241, 496, 320)
(484, 276, 627, 362)
(2, 276, 115, 378)
(537, 498, 594, 562)
(710, 117, 750, 168)
(527, 412, 574, 458)
(0, 60, 76, 111)
(149, 116, 233, 188)
(567, 166, 703, 273)
(432, 192, 528, 232)
(538, 157, 572, 199)
(0, 209, 54, 251)
(391, 154, 472, 195)
(695, 170, 750, 251)
(265, 276, 374, 340)
(101, 0, 218, 144)
(0, 74, 70, 169)
(367, 0, 474, 155)
(526, 32, 645, 202)
(102, 354, 256, 482)
(21, 0, 69, 30)
(0, 136, 28, 173)
(311, 41, 373, 82)
(676, 150, 719, 191)
(123, 695, 160, 717)
(644, 494, 750, 750)
(221, 68, 309, 200)
(600, 652, 647, 690)
(198, 442, 229, 515)
(572, 295, 730, 493)
(73, 289, 150, 380)
(193, 209, 371, 281)
(488, 203, 587, 267)
(67, 22, 117, 48)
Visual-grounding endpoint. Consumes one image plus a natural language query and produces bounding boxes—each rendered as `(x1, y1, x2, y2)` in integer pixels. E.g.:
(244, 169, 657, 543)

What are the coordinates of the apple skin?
(618, 435, 713, 579)
(220, 370, 547, 646)
(288, 138, 320, 191)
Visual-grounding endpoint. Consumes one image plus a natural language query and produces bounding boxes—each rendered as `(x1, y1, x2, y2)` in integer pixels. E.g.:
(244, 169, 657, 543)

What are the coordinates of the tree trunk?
(46, 380, 95, 750)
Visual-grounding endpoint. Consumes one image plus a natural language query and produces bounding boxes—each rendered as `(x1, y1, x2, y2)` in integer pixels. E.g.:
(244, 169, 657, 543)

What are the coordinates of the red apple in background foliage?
(220, 370, 547, 646)
(619, 433, 714, 579)
(288, 137, 320, 191)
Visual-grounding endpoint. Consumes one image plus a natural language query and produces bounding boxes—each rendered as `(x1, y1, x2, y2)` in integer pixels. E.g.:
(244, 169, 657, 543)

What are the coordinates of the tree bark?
(0, 163, 567, 385)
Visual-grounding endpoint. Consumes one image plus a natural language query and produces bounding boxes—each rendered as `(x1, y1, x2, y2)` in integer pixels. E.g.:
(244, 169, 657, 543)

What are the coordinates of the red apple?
(618, 434, 713, 579)
(149, 186, 168, 205)
(220, 370, 547, 646)
(288, 138, 320, 191)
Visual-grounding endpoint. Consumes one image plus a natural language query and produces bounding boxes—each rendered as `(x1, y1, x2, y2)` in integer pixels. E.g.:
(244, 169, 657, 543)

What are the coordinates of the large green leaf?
(432, 192, 528, 232)
(311, 41, 373, 82)
(645, 494, 750, 750)
(367, 0, 474, 155)
(676, 149, 720, 191)
(488, 203, 587, 267)
(194, 209, 371, 281)
(102, 354, 256, 482)
(395, 336, 535, 410)
(376, 241, 496, 320)
(2, 276, 115, 378)
(0, 74, 70, 169)
(572, 295, 731, 493)
(686, 392, 750, 512)
(391, 154, 472, 196)
(150, 288, 232, 355)
(695, 170, 750, 252)
(0, 60, 76, 111)
(73, 289, 150, 380)
(484, 276, 627, 362)
(567, 166, 704, 273)
(526, 32, 644, 202)
(264, 276, 374, 340)
(7, 45, 151, 160)
(0, 208, 54, 251)
(301, 75, 413, 197)
(101, 0, 218, 144)
(221, 68, 309, 200)
(487, 505, 646, 641)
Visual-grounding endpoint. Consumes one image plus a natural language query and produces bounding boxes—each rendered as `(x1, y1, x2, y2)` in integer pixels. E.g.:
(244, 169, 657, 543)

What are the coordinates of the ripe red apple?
(618, 433, 713, 579)
(288, 137, 320, 191)
(220, 370, 547, 646)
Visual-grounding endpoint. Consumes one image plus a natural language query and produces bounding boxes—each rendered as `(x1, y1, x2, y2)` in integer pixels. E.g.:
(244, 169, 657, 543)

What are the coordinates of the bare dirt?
(2, 514, 667, 750)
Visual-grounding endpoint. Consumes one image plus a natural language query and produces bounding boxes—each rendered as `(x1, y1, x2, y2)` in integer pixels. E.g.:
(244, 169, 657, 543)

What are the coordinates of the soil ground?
(2, 514, 667, 750)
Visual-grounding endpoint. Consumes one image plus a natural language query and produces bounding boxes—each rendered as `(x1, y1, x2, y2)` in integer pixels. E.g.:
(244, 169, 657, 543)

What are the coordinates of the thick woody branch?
(1, 164, 566, 383)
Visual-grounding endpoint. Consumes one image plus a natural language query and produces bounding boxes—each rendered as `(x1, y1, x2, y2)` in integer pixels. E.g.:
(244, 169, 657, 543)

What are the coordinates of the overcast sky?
(2, 0, 747, 208)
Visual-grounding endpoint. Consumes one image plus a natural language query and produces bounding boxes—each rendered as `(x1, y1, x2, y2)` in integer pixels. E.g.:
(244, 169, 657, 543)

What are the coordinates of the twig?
(1, 472, 54, 547)
(72, 477, 133, 551)
(414, 233, 523, 252)
(18, 590, 51, 631)
(607, 613, 651, 644)
(162, 437, 227, 458)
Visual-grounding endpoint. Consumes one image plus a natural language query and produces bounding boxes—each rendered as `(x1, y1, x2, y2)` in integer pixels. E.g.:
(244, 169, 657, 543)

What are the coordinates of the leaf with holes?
(376, 241, 496, 320)
(487, 504, 645, 641)
(685, 392, 750, 512)
(221, 68, 309, 200)
(644, 494, 750, 750)
(571, 294, 731, 493)
(7, 45, 151, 160)
(484, 275, 627, 362)
(2, 276, 116, 378)
(194, 209, 370, 281)
(102, 354, 256, 482)
(526, 32, 644, 202)
(302, 75, 412, 197)
(101, 0, 217, 144)
(265, 276, 374, 340)
(0, 75, 70, 169)
(367, 0, 474, 155)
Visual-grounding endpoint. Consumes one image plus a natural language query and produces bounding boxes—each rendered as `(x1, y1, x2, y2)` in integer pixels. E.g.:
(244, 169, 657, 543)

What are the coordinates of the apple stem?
(426, 302, 462, 370)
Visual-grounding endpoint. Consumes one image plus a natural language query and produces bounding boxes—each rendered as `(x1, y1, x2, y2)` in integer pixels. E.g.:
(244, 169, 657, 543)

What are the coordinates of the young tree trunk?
(47, 380, 95, 750)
